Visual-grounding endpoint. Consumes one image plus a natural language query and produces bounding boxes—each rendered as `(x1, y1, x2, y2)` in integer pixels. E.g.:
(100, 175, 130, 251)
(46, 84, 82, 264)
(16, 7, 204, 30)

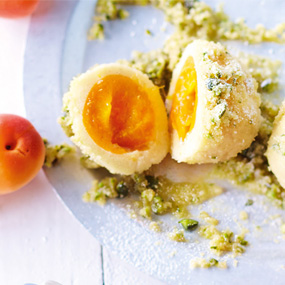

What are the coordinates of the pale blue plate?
(24, 0, 285, 283)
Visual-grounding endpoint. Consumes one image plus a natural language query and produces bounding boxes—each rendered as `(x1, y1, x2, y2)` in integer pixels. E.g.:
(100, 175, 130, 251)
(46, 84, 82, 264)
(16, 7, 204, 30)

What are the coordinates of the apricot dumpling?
(166, 40, 261, 164)
(60, 63, 169, 175)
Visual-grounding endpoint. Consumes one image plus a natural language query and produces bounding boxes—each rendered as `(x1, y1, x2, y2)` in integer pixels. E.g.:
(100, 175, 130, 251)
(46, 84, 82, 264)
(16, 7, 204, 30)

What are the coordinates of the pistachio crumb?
(179, 219, 199, 231)
(245, 199, 254, 206)
(149, 221, 161, 232)
(168, 228, 187, 242)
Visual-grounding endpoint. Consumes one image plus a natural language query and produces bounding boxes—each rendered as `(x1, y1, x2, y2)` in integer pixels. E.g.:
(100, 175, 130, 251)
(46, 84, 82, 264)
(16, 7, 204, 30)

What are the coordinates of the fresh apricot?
(0, 114, 45, 194)
(0, 0, 39, 18)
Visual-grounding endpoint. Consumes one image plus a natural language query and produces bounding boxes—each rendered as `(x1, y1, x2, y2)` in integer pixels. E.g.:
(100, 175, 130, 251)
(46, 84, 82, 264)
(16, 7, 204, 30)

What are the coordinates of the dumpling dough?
(266, 101, 285, 188)
(166, 40, 261, 164)
(60, 63, 169, 175)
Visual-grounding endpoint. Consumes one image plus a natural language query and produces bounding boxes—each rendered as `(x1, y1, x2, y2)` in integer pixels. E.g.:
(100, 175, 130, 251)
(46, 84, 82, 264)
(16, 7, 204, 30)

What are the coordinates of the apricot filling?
(83, 74, 155, 154)
(170, 56, 197, 140)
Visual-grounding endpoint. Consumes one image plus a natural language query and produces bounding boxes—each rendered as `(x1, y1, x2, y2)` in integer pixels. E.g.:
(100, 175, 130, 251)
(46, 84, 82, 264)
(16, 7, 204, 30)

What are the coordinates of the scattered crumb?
(233, 259, 238, 267)
(189, 258, 211, 269)
(199, 224, 249, 257)
(168, 228, 187, 242)
(200, 211, 219, 225)
(44, 140, 75, 168)
(126, 205, 137, 219)
(145, 29, 152, 36)
(217, 261, 228, 269)
(239, 211, 249, 221)
(240, 228, 249, 235)
(245, 199, 254, 206)
(87, 23, 104, 41)
(189, 257, 227, 269)
(127, 210, 137, 219)
(149, 221, 161, 232)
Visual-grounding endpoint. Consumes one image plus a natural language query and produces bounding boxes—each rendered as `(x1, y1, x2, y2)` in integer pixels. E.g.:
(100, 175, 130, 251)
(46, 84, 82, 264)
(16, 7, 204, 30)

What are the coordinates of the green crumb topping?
(149, 221, 161, 232)
(80, 155, 99, 169)
(116, 181, 129, 198)
(209, 258, 218, 266)
(245, 199, 254, 206)
(118, 49, 171, 93)
(151, 196, 172, 215)
(96, 0, 129, 21)
(190, 257, 227, 269)
(205, 78, 220, 92)
(179, 219, 199, 231)
(159, 1, 285, 45)
(239, 239, 248, 246)
(145, 175, 159, 190)
(83, 173, 223, 220)
(88, 0, 130, 41)
(145, 29, 152, 36)
(83, 177, 119, 206)
(168, 228, 187, 242)
(199, 225, 249, 257)
(88, 23, 105, 41)
(90, 1, 285, 99)
(43, 139, 74, 167)
(58, 110, 74, 138)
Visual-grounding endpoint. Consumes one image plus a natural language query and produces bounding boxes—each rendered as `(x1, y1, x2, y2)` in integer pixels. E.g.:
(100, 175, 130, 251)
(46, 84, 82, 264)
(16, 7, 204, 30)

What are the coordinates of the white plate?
(24, 0, 285, 283)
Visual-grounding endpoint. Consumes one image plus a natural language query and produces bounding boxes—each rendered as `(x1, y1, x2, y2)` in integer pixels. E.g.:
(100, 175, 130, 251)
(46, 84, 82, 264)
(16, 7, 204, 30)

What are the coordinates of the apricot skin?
(0, 114, 45, 194)
(0, 0, 38, 18)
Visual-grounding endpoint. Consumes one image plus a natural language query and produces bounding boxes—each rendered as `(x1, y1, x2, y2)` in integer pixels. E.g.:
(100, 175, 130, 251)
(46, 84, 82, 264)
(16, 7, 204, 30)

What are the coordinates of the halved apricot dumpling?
(166, 40, 261, 164)
(266, 101, 285, 188)
(61, 63, 169, 175)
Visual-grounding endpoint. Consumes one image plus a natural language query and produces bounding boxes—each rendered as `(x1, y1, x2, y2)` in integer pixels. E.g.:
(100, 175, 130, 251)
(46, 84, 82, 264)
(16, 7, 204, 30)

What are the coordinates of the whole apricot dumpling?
(166, 40, 261, 164)
(60, 63, 169, 175)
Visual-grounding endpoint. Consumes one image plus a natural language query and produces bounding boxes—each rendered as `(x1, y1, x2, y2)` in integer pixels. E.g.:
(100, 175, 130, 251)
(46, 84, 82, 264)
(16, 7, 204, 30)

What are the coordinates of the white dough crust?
(266, 101, 285, 188)
(166, 40, 261, 164)
(61, 63, 169, 175)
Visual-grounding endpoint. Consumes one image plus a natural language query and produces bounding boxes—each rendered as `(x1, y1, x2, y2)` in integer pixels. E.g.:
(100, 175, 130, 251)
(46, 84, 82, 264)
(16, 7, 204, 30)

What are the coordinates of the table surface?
(0, 15, 165, 285)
